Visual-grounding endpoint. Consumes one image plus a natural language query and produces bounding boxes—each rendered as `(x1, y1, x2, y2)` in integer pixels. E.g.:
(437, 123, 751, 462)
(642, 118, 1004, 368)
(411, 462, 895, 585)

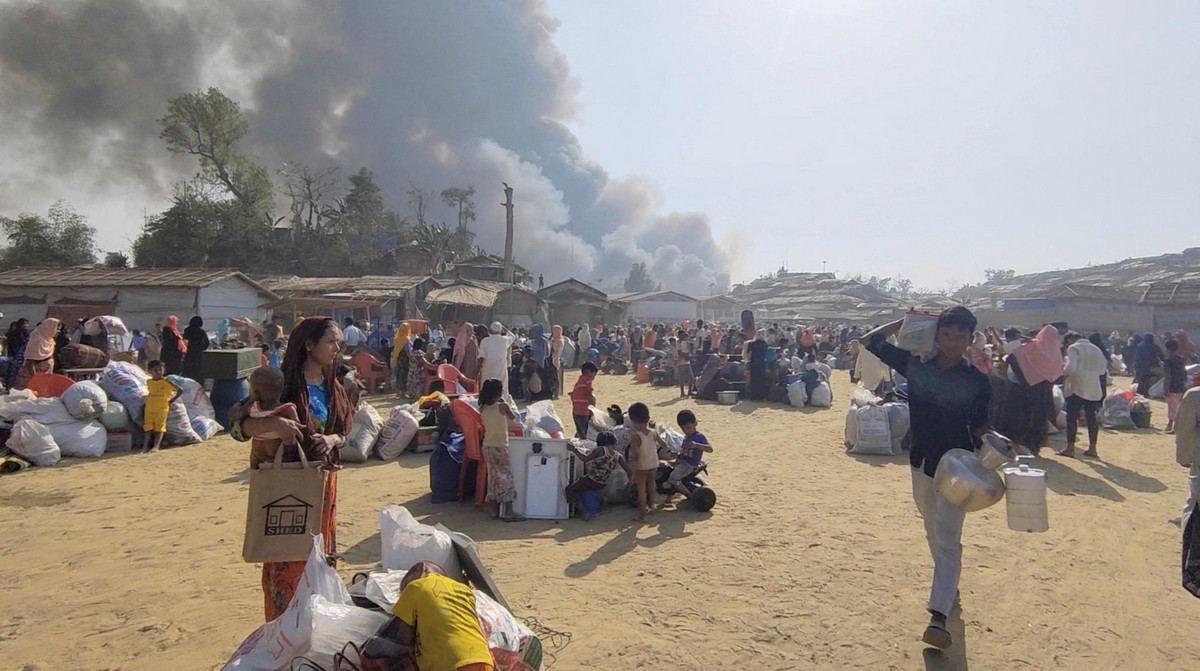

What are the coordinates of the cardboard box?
(106, 431, 133, 453)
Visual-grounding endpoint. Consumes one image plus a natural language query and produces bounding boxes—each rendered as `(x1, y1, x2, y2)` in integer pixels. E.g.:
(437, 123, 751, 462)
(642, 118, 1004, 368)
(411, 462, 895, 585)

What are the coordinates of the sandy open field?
(2, 370, 1197, 670)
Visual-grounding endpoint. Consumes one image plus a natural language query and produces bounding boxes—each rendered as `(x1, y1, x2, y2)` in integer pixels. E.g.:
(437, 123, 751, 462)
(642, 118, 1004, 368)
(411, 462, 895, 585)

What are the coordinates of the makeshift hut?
(608, 290, 698, 322)
(539, 278, 610, 329)
(259, 275, 438, 323)
(1141, 280, 1200, 337)
(0, 267, 277, 330)
(425, 279, 542, 327)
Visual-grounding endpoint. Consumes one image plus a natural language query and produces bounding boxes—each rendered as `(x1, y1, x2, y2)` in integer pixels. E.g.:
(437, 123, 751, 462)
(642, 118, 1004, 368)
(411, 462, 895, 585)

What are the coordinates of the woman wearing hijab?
(747, 331, 769, 401)
(228, 318, 352, 621)
(1134, 333, 1163, 397)
(452, 322, 480, 381)
(390, 322, 412, 395)
(577, 324, 593, 364)
(53, 321, 70, 373)
(1175, 329, 1195, 363)
(407, 337, 437, 399)
(181, 316, 210, 383)
(549, 325, 565, 398)
(529, 324, 550, 369)
(4, 319, 30, 389)
(14, 319, 59, 389)
(161, 316, 187, 375)
(995, 325, 1063, 454)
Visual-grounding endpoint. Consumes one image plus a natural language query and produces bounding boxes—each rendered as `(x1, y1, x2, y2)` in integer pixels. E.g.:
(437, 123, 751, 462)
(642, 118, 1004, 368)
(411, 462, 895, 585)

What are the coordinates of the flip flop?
(922, 623, 952, 649)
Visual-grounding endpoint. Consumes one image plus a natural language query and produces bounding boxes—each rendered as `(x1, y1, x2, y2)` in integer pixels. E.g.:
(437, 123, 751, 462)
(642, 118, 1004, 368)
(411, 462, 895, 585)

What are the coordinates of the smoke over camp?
(0, 0, 736, 292)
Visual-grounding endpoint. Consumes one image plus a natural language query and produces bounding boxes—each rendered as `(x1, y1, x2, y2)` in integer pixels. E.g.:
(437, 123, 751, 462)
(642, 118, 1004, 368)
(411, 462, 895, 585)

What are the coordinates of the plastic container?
(1003, 463, 1048, 532)
(636, 361, 650, 383)
(896, 310, 940, 356)
(579, 489, 603, 516)
(1130, 409, 1152, 429)
(716, 390, 739, 405)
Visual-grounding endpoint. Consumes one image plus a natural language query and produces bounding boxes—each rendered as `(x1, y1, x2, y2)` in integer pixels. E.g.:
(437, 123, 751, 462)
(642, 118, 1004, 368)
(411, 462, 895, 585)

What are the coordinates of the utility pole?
(501, 183, 515, 285)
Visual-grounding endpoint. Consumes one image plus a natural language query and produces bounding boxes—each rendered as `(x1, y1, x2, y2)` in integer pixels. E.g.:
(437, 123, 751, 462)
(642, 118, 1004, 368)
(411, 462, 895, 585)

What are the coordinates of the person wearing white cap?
(478, 321, 515, 397)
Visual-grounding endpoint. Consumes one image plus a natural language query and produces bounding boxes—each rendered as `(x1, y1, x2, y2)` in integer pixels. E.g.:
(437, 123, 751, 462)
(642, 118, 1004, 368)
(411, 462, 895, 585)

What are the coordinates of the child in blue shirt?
(665, 409, 712, 503)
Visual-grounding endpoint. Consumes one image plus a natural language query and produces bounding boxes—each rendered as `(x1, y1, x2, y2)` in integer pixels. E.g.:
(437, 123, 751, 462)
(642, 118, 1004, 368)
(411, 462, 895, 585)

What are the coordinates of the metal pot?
(934, 448, 1006, 512)
(978, 431, 1016, 470)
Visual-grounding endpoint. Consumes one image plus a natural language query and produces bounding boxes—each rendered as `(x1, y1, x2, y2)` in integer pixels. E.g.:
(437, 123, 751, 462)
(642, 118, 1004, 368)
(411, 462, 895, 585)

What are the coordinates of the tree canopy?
(624, 262, 661, 293)
(0, 201, 97, 269)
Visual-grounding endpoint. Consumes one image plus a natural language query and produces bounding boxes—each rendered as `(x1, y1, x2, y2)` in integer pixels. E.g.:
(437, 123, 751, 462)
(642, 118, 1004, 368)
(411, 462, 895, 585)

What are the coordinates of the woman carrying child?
(228, 317, 352, 621)
(479, 378, 522, 521)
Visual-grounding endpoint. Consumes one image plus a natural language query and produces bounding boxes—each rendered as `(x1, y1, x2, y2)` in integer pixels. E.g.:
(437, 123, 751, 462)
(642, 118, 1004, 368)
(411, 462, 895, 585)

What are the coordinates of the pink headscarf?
(25, 318, 60, 361)
(1012, 325, 1064, 385)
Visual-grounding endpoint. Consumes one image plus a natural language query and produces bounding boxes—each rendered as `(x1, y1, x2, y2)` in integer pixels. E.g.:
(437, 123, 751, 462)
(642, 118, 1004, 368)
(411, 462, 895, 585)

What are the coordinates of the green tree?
(440, 186, 476, 230)
(623, 261, 661, 293)
(0, 201, 97, 269)
(104, 251, 129, 268)
(132, 188, 221, 268)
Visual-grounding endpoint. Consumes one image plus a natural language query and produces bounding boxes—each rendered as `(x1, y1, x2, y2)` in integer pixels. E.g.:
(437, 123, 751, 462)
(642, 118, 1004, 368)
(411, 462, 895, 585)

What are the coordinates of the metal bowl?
(978, 432, 1016, 470)
(934, 448, 1006, 512)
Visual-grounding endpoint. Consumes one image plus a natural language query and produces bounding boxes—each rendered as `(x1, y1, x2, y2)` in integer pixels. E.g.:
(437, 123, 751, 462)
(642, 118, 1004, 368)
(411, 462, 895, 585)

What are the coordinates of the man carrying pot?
(862, 306, 991, 650)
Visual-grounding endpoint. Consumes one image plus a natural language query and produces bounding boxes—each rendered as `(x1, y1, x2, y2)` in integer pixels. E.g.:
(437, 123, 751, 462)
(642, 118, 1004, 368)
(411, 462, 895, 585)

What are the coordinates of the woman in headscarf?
(529, 324, 550, 369)
(160, 316, 186, 375)
(549, 325, 565, 398)
(966, 331, 991, 375)
(993, 325, 1063, 454)
(406, 337, 437, 399)
(747, 331, 769, 401)
(1121, 336, 1139, 378)
(4, 319, 30, 389)
(1133, 333, 1163, 397)
(228, 318, 352, 622)
(1088, 332, 1111, 398)
(14, 319, 59, 389)
(181, 316, 210, 383)
(1175, 329, 1195, 363)
(452, 322, 480, 381)
(53, 321, 70, 373)
(577, 324, 593, 364)
(391, 322, 412, 395)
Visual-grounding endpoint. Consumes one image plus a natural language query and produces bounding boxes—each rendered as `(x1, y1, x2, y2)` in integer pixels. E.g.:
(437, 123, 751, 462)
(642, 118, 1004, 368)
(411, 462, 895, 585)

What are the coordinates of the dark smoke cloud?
(0, 0, 736, 292)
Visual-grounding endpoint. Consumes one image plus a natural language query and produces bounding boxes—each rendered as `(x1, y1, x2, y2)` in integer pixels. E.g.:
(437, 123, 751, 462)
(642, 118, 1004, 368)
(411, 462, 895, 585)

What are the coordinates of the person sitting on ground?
(664, 409, 712, 505)
(570, 362, 599, 439)
(142, 360, 182, 453)
(388, 561, 495, 671)
(566, 430, 630, 520)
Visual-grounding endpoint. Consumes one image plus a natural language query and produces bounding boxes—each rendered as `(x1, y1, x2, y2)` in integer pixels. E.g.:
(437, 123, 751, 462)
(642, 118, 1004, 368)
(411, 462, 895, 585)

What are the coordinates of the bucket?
(716, 390, 739, 405)
(1003, 463, 1048, 532)
(210, 378, 250, 430)
(1130, 409, 1152, 429)
(579, 489, 603, 516)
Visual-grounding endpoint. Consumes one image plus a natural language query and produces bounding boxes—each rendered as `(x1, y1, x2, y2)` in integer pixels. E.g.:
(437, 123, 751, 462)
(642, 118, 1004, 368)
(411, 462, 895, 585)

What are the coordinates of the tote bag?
(243, 446, 327, 563)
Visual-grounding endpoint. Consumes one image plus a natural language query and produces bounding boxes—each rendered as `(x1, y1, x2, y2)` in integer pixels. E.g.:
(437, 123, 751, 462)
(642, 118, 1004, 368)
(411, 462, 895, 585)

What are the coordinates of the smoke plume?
(0, 0, 735, 293)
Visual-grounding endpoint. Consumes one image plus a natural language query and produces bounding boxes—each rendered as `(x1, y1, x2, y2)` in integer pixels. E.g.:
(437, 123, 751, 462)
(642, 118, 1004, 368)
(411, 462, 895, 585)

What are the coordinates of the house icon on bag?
(263, 495, 312, 536)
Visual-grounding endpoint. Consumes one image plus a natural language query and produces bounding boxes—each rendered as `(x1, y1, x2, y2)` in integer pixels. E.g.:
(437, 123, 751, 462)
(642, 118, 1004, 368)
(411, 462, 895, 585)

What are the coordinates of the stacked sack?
(0, 384, 108, 461)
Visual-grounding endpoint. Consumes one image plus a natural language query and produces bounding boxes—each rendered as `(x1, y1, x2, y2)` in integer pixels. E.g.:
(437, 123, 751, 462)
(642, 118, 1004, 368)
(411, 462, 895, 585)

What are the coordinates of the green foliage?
(624, 262, 661, 293)
(984, 268, 1016, 283)
(104, 251, 129, 268)
(0, 201, 97, 269)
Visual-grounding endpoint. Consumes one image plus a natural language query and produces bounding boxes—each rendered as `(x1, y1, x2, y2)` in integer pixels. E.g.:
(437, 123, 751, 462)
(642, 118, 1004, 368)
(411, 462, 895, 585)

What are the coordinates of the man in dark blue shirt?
(863, 306, 991, 651)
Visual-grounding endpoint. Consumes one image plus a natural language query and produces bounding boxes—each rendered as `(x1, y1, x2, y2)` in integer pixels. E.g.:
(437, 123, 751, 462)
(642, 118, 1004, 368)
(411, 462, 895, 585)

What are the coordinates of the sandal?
(922, 622, 952, 649)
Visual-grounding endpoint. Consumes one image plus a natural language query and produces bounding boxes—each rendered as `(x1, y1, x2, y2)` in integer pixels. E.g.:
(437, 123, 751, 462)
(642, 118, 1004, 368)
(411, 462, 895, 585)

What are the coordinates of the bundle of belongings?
(360, 393, 449, 463)
(221, 505, 546, 671)
(844, 388, 910, 456)
(0, 362, 222, 473)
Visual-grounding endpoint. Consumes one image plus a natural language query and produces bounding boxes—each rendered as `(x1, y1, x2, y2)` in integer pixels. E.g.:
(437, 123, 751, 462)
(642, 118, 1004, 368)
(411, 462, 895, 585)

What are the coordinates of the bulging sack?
(342, 401, 383, 463)
(222, 535, 350, 671)
(378, 504, 462, 577)
(8, 418, 61, 466)
(808, 382, 833, 408)
(99, 401, 129, 431)
(374, 407, 420, 460)
(61, 381, 108, 420)
(896, 311, 939, 357)
(787, 380, 808, 407)
(46, 420, 107, 458)
(846, 404, 893, 455)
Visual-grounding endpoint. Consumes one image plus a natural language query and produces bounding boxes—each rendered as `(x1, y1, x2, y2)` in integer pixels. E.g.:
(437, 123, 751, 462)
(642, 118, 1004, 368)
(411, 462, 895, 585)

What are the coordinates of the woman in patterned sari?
(229, 317, 353, 621)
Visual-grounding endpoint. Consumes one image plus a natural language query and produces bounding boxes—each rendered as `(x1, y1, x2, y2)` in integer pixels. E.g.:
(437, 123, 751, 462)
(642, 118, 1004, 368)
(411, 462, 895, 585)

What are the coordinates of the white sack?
(846, 405, 893, 455)
(787, 380, 808, 407)
(808, 382, 833, 408)
(8, 418, 61, 466)
(375, 407, 420, 460)
(342, 402, 382, 463)
(378, 504, 462, 577)
(61, 381, 108, 420)
(46, 420, 107, 458)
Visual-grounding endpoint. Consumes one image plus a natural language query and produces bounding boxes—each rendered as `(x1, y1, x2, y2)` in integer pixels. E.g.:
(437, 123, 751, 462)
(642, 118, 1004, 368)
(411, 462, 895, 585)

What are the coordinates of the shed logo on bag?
(262, 495, 313, 535)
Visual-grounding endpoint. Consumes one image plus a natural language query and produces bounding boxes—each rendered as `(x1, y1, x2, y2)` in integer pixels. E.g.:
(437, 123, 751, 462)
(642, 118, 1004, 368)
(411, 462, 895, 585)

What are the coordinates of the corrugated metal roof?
(608, 290, 697, 303)
(0, 267, 277, 297)
(425, 284, 498, 307)
(1140, 281, 1200, 305)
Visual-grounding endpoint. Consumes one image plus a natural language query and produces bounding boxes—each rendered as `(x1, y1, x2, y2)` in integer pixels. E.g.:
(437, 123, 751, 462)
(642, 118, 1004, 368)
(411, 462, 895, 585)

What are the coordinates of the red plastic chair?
(26, 373, 75, 398)
(427, 363, 478, 396)
(450, 398, 488, 509)
(349, 351, 388, 394)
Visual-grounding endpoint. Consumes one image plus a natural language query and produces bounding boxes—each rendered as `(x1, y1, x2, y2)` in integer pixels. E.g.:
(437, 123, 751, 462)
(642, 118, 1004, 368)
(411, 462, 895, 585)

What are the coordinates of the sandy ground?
(2, 371, 1198, 670)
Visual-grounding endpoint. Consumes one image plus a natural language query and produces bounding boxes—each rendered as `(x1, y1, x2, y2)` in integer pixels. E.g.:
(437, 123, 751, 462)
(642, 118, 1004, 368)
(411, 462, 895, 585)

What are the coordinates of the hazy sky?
(548, 0, 1200, 289)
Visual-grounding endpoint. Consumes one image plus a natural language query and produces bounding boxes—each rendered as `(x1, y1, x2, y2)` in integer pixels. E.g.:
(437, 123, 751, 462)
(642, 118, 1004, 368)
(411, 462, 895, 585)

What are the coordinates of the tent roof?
(608, 290, 697, 303)
(425, 284, 498, 308)
(1140, 281, 1200, 305)
(0, 267, 277, 298)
